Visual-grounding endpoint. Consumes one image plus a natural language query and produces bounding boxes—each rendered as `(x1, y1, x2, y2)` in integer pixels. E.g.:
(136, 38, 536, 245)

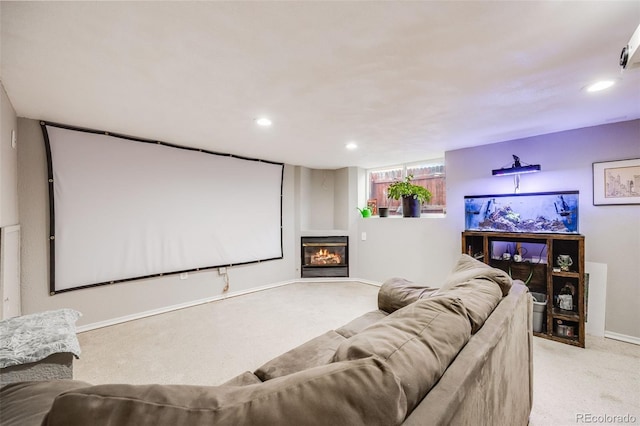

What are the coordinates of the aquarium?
(464, 191, 579, 234)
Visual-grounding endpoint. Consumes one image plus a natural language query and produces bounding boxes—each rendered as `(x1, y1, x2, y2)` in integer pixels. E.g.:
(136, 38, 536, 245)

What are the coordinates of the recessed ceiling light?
(255, 117, 272, 127)
(345, 142, 358, 150)
(585, 80, 615, 93)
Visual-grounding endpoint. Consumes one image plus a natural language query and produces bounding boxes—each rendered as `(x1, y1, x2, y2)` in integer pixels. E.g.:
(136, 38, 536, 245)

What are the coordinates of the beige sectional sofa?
(0, 254, 533, 426)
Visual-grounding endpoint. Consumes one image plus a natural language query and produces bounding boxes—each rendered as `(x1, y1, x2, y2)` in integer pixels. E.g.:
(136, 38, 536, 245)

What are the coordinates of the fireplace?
(301, 236, 349, 278)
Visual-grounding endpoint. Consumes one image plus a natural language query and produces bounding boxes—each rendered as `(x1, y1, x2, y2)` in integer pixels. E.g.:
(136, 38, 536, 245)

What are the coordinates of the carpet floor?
(74, 281, 639, 425)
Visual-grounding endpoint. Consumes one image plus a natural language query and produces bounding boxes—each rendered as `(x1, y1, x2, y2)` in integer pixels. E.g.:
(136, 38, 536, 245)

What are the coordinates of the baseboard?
(76, 280, 296, 333)
(604, 331, 640, 346)
(297, 277, 381, 287)
(353, 278, 382, 287)
(76, 278, 380, 333)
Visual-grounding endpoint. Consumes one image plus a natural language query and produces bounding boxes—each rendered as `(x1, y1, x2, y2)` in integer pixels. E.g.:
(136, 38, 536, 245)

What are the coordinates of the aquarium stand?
(462, 231, 586, 348)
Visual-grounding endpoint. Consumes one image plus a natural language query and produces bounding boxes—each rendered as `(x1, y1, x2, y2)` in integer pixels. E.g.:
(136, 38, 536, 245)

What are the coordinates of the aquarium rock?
(479, 207, 568, 233)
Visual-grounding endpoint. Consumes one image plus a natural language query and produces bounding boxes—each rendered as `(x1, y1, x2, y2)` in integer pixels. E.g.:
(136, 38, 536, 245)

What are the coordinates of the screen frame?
(41, 121, 284, 294)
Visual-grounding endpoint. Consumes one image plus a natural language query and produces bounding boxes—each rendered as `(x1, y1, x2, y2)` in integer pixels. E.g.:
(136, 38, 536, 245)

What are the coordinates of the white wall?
(295, 166, 359, 277)
(297, 166, 359, 233)
(14, 111, 640, 340)
(333, 168, 350, 231)
(356, 216, 457, 286)
(0, 84, 18, 227)
(308, 169, 335, 230)
(446, 120, 640, 339)
(1, 84, 20, 320)
(17, 118, 298, 328)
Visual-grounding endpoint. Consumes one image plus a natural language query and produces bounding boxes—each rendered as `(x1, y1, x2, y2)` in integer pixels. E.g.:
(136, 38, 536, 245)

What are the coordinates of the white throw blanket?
(0, 309, 81, 369)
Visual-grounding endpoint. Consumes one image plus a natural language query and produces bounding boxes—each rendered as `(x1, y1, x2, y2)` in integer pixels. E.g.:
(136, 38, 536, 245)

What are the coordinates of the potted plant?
(387, 174, 432, 217)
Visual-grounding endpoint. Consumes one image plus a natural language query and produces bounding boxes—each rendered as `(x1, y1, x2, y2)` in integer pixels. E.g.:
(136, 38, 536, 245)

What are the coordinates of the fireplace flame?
(311, 249, 342, 265)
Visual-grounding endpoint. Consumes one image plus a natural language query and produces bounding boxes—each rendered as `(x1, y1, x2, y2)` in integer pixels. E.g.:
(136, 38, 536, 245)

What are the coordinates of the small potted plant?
(387, 174, 432, 217)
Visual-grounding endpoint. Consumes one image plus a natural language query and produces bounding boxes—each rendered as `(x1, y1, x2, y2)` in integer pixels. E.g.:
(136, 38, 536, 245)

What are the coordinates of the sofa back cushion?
(44, 356, 407, 426)
(437, 254, 512, 297)
(332, 297, 471, 415)
(440, 281, 502, 334)
(335, 309, 388, 338)
(221, 371, 262, 386)
(432, 254, 512, 333)
(377, 277, 439, 314)
(254, 330, 346, 381)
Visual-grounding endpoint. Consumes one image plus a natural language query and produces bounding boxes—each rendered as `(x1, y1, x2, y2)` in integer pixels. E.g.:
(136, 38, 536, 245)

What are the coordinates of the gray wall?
(446, 120, 640, 339)
(355, 119, 639, 339)
(17, 118, 298, 327)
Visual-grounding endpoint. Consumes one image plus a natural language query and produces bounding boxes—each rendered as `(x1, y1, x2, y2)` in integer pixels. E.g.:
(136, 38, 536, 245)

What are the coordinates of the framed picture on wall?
(592, 158, 640, 205)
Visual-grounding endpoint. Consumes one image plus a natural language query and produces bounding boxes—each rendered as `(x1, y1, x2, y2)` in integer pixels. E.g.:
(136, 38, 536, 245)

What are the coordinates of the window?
(367, 160, 446, 216)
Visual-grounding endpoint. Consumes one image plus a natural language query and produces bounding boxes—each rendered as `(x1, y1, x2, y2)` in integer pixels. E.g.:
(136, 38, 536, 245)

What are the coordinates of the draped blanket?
(0, 309, 81, 369)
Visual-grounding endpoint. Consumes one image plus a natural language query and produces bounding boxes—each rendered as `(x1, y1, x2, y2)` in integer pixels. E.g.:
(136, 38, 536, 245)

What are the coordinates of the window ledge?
(365, 213, 447, 219)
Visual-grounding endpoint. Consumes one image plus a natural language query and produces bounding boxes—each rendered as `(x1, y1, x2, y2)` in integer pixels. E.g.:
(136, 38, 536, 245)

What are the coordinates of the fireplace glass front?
(301, 236, 348, 278)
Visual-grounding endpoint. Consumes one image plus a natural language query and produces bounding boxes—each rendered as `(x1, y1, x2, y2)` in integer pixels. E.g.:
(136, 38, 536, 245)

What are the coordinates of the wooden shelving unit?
(462, 231, 585, 348)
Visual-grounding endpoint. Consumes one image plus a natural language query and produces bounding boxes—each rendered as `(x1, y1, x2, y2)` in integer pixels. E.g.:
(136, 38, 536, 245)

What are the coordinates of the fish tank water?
(464, 191, 579, 234)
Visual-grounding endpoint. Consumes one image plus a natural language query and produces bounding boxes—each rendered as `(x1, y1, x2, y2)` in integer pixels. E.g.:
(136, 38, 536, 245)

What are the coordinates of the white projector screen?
(42, 123, 284, 293)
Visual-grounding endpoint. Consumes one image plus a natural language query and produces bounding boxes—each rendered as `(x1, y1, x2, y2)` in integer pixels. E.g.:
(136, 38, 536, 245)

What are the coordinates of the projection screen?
(42, 122, 284, 293)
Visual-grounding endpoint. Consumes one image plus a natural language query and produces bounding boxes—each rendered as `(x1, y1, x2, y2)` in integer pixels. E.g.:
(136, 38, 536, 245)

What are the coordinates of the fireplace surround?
(301, 236, 348, 278)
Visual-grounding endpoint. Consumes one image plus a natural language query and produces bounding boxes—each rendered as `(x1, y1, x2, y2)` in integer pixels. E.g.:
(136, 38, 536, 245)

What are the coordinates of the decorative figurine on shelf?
(556, 254, 573, 272)
(558, 283, 575, 311)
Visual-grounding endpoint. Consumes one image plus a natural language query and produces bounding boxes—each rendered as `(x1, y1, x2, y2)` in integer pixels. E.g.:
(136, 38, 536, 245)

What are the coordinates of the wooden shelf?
(551, 271, 580, 278)
(552, 308, 580, 321)
(547, 334, 582, 347)
(462, 230, 585, 348)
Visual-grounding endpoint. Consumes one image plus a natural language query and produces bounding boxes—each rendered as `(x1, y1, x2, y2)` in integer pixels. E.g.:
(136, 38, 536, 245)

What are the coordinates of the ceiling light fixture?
(345, 142, 358, 150)
(255, 117, 272, 127)
(585, 80, 615, 93)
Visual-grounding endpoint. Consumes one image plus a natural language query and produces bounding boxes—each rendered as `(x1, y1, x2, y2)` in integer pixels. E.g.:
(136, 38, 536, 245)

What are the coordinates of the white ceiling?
(2, 1, 639, 169)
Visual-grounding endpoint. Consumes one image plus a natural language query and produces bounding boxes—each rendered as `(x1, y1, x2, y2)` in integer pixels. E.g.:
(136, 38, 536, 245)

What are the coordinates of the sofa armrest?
(402, 283, 532, 425)
(0, 380, 91, 426)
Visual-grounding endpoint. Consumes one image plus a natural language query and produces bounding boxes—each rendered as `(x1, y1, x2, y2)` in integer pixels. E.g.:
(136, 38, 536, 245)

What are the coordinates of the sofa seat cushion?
(335, 309, 388, 338)
(0, 380, 91, 426)
(44, 357, 407, 426)
(333, 297, 471, 416)
(378, 278, 439, 314)
(254, 330, 345, 381)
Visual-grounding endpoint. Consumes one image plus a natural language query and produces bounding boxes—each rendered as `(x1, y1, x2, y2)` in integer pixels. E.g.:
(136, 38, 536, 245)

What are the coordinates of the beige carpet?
(75, 281, 380, 386)
(74, 281, 640, 425)
(531, 335, 640, 425)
